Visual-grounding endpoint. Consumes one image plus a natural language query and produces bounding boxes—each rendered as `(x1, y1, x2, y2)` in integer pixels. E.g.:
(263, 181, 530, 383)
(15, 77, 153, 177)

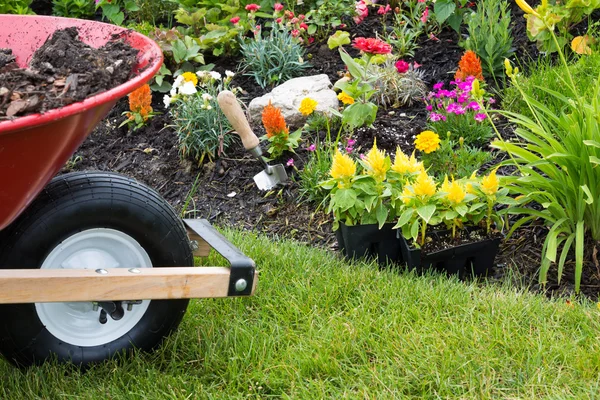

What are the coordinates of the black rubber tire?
(0, 171, 193, 367)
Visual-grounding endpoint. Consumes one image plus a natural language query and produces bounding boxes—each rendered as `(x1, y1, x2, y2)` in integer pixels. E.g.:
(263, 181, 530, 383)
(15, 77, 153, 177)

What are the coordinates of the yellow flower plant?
(299, 97, 318, 116)
(337, 91, 355, 105)
(414, 130, 441, 154)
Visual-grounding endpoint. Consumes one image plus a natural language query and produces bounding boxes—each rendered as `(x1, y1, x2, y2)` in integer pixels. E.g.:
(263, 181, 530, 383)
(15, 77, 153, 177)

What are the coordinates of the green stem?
(420, 220, 427, 247)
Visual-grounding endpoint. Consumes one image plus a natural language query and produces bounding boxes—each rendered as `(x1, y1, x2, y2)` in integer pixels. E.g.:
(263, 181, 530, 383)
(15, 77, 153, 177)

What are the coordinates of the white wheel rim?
(35, 228, 152, 347)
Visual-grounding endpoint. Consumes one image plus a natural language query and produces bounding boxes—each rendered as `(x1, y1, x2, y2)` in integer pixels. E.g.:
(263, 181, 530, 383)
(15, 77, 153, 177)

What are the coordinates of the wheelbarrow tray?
(0, 15, 163, 231)
(0, 219, 257, 303)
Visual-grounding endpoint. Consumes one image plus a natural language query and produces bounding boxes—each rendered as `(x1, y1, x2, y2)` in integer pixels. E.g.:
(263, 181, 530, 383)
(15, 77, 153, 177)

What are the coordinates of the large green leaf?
(434, 0, 456, 24)
(416, 205, 436, 224)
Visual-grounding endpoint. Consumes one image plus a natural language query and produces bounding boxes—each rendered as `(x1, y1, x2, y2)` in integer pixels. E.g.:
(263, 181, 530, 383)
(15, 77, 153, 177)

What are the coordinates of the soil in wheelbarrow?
(0, 27, 138, 119)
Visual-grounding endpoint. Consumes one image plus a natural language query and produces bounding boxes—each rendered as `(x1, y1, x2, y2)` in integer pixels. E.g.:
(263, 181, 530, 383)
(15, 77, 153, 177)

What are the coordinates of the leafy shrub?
(433, 0, 475, 33)
(304, 0, 356, 40)
(239, 28, 310, 89)
(493, 57, 600, 294)
(419, 132, 493, 179)
(462, 0, 514, 85)
(96, 0, 139, 26)
(1, 0, 34, 14)
(129, 0, 177, 25)
(297, 150, 333, 205)
(52, 0, 95, 18)
(502, 52, 600, 119)
(168, 71, 238, 163)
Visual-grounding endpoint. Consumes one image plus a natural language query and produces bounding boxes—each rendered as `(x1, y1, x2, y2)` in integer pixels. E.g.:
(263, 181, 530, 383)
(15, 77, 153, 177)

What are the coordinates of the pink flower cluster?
(354, 0, 369, 24)
(395, 60, 421, 74)
(425, 76, 493, 123)
(273, 4, 312, 43)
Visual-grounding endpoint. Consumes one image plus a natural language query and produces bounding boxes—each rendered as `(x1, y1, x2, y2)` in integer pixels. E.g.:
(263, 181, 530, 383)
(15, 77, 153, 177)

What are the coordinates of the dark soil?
(0, 27, 137, 119)
(38, 5, 598, 300)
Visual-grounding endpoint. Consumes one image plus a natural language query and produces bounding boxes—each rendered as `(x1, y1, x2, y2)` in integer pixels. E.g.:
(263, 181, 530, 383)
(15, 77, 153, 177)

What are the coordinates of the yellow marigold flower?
(363, 139, 389, 181)
(299, 97, 318, 116)
(414, 130, 441, 154)
(391, 148, 423, 174)
(481, 168, 499, 195)
(447, 180, 466, 204)
(181, 71, 199, 86)
(413, 170, 436, 197)
(338, 91, 355, 105)
(330, 149, 356, 180)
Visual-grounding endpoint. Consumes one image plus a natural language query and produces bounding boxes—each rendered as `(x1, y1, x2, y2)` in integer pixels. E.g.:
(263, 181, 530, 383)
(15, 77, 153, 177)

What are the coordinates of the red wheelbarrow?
(0, 15, 256, 367)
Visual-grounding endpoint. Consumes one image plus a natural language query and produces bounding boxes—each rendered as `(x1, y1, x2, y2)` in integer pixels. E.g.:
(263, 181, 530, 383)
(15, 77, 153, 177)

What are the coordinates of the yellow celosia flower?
(413, 170, 436, 197)
(447, 180, 466, 204)
(363, 139, 389, 182)
(401, 185, 413, 205)
(299, 97, 318, 116)
(481, 169, 499, 195)
(181, 71, 198, 86)
(440, 175, 451, 194)
(330, 149, 356, 180)
(391, 148, 423, 174)
(414, 130, 441, 154)
(338, 91, 355, 105)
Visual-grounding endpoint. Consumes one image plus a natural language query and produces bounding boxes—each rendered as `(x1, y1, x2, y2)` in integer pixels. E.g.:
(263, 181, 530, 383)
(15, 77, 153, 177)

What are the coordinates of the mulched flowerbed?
(25, 3, 598, 300)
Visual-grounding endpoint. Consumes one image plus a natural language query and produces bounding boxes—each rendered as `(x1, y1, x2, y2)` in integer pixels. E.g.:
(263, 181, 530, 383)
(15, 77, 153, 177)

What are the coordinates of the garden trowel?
(217, 90, 288, 191)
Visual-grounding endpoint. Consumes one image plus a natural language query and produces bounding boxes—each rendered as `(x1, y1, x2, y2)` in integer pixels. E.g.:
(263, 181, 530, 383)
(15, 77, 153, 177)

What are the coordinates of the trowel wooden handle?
(217, 90, 260, 150)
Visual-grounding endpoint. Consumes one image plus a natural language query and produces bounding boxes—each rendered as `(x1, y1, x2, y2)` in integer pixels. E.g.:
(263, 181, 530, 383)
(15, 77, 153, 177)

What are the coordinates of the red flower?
(230, 16, 241, 24)
(276, 17, 282, 23)
(245, 3, 260, 12)
(395, 60, 409, 73)
(352, 37, 392, 55)
(300, 22, 308, 30)
(274, 3, 284, 11)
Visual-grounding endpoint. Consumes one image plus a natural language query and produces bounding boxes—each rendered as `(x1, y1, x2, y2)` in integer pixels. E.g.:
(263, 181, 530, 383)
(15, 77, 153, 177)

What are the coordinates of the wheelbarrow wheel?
(0, 171, 193, 367)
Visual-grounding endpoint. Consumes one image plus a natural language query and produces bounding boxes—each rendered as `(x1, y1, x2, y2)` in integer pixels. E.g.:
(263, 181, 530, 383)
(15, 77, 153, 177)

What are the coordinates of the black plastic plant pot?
(336, 222, 401, 265)
(399, 230, 501, 278)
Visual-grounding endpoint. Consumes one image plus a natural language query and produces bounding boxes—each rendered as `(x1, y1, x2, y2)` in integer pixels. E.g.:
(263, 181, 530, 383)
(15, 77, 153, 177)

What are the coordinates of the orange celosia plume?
(261, 101, 289, 138)
(454, 50, 484, 82)
(128, 84, 153, 120)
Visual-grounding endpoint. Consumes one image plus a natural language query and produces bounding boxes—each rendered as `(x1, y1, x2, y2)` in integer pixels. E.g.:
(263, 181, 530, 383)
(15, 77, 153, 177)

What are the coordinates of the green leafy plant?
(491, 54, 600, 294)
(239, 27, 310, 89)
(129, 0, 177, 25)
(518, 0, 600, 53)
(304, 0, 355, 41)
(419, 132, 493, 179)
(0, 0, 34, 14)
(462, 0, 514, 85)
(96, 0, 140, 26)
(386, 13, 423, 58)
(167, 71, 239, 164)
(52, 0, 95, 18)
(434, 0, 475, 33)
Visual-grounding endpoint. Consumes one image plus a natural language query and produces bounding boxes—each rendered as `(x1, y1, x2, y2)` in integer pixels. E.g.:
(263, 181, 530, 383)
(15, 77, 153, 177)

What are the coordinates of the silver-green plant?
(487, 21, 600, 292)
(238, 28, 310, 89)
(374, 60, 427, 108)
(169, 72, 239, 164)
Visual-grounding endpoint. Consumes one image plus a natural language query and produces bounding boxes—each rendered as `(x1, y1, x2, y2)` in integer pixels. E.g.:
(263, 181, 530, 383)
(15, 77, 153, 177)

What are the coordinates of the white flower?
(179, 81, 197, 95)
(172, 75, 184, 89)
(206, 105, 212, 110)
(225, 70, 235, 78)
(202, 93, 213, 101)
(169, 87, 177, 96)
(196, 70, 210, 79)
(210, 71, 222, 80)
(163, 95, 171, 108)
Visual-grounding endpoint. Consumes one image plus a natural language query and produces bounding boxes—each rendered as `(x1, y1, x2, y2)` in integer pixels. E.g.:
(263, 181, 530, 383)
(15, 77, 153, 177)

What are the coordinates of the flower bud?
(504, 58, 513, 77)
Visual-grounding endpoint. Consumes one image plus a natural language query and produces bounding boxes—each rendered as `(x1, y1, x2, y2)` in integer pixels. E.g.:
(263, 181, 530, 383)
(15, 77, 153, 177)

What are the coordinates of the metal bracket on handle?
(183, 219, 255, 296)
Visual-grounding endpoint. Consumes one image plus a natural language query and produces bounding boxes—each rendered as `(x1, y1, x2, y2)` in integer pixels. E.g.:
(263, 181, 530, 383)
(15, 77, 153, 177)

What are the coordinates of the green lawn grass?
(2, 229, 600, 399)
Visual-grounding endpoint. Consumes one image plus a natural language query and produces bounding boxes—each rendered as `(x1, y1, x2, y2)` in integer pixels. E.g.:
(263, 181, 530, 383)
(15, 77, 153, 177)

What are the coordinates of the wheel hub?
(35, 229, 152, 347)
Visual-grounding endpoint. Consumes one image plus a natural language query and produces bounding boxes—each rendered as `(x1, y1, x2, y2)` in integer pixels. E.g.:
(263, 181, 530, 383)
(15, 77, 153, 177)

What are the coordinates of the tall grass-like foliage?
(492, 47, 600, 292)
(239, 28, 310, 88)
(462, 0, 514, 85)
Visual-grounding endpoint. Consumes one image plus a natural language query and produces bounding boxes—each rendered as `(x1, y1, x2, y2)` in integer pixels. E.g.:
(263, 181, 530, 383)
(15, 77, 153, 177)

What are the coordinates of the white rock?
(248, 74, 339, 128)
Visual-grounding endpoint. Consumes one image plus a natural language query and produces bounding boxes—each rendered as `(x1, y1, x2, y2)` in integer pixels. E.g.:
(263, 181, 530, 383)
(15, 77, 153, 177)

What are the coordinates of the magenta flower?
(458, 80, 473, 92)
(307, 143, 316, 152)
(286, 158, 294, 167)
(230, 16, 241, 24)
(274, 3, 284, 11)
(467, 101, 480, 110)
(474, 113, 487, 122)
(426, 104, 433, 111)
(347, 138, 356, 146)
(346, 146, 354, 153)
(395, 60, 409, 74)
(420, 7, 429, 23)
(430, 113, 446, 122)
(433, 82, 444, 90)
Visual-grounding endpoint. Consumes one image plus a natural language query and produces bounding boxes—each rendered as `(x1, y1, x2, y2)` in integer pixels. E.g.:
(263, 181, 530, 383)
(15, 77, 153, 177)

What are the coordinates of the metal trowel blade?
(253, 163, 288, 190)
